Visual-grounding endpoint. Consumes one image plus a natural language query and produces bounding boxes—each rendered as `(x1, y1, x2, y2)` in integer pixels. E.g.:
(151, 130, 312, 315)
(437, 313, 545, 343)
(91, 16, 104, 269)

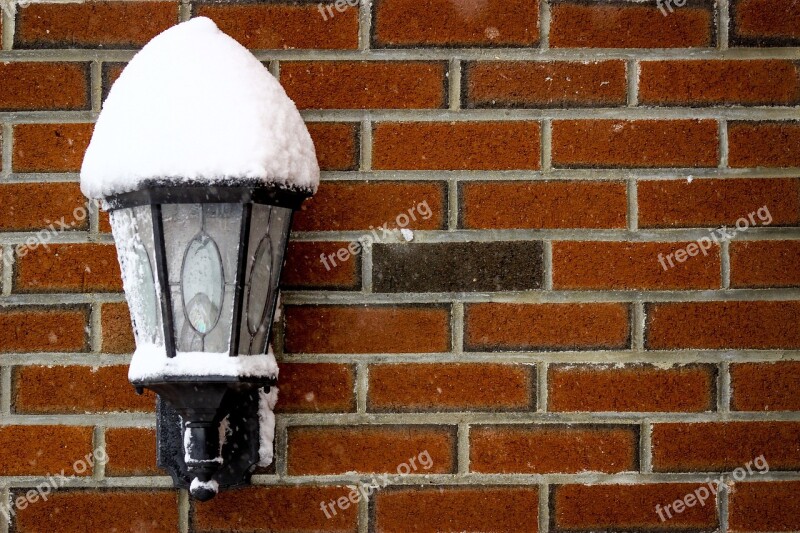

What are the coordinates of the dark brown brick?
(287, 426, 455, 475)
(460, 181, 627, 229)
(368, 363, 534, 411)
(549, 364, 716, 412)
(374, 487, 539, 532)
(15, 243, 122, 293)
(731, 362, 800, 411)
(550, 3, 714, 48)
(195, 4, 358, 49)
(104, 427, 159, 476)
(652, 422, 800, 471)
(731, 241, 800, 288)
(552, 241, 721, 290)
(100, 302, 135, 354)
(0, 306, 88, 353)
(640, 60, 800, 105)
(731, 0, 800, 45)
(373, 122, 541, 170)
(647, 301, 800, 349)
(373, 241, 543, 292)
(293, 181, 446, 231)
(729, 121, 800, 168)
(638, 178, 800, 228)
(552, 119, 719, 168)
(306, 123, 359, 171)
(465, 60, 627, 108)
(373, 0, 538, 47)
(14, 365, 155, 414)
(470, 425, 637, 473)
(729, 481, 800, 532)
(13, 124, 94, 173)
(276, 363, 355, 413)
(465, 303, 630, 351)
(0, 62, 89, 111)
(0, 183, 88, 231)
(282, 241, 361, 290)
(0, 426, 93, 476)
(281, 61, 447, 109)
(284, 305, 450, 354)
(16, 2, 177, 48)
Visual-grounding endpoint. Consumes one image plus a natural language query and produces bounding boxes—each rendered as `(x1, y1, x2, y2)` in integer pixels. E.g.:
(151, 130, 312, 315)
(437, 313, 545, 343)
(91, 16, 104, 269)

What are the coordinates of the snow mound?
(81, 17, 319, 199)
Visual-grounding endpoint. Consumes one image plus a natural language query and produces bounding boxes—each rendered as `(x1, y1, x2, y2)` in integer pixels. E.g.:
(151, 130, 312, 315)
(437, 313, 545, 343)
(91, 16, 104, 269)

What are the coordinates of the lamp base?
(156, 388, 262, 499)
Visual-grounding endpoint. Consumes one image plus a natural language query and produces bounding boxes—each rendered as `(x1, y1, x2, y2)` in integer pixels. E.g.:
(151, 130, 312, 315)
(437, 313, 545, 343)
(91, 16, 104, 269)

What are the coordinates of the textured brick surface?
(195, 4, 358, 49)
(460, 181, 627, 229)
(549, 364, 716, 412)
(470, 425, 637, 473)
(16, 2, 177, 48)
(373, 241, 543, 292)
(281, 61, 447, 109)
(373, 0, 538, 47)
(465, 60, 627, 108)
(465, 303, 630, 351)
(100, 302, 135, 354)
(731, 0, 800, 45)
(0, 306, 88, 352)
(15, 491, 179, 532)
(0, 183, 87, 231)
(728, 121, 800, 168)
(552, 119, 719, 168)
(0, 63, 89, 111)
(284, 305, 450, 353)
(374, 487, 539, 532)
(104, 427, 159, 476)
(731, 362, 800, 411)
(552, 241, 721, 290)
(728, 481, 800, 532)
(14, 365, 155, 413)
(282, 241, 361, 290)
(647, 301, 800, 349)
(306, 123, 359, 171)
(652, 422, 800, 471)
(276, 363, 355, 413)
(550, 3, 714, 48)
(638, 178, 800, 228)
(368, 363, 534, 411)
(13, 123, 94, 173)
(0, 425, 93, 476)
(15, 243, 121, 293)
(372, 122, 541, 170)
(731, 241, 800, 288)
(287, 426, 455, 475)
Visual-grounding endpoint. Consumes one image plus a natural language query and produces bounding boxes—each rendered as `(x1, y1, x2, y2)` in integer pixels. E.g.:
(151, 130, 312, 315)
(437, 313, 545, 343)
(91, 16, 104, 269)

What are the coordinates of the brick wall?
(1, 0, 799, 532)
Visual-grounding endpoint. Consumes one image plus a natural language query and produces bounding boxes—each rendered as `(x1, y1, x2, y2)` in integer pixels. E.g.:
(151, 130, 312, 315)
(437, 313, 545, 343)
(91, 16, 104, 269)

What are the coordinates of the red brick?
(460, 181, 627, 229)
(553, 484, 718, 530)
(0, 62, 89, 111)
(293, 181, 446, 231)
(99, 210, 113, 233)
(374, 487, 538, 532)
(549, 364, 715, 412)
(281, 61, 447, 109)
(470, 425, 637, 473)
(282, 242, 361, 290)
(13, 124, 94, 173)
(731, 241, 800, 288)
(276, 363, 355, 413)
(287, 425, 455, 475)
(102, 62, 126, 101)
(638, 178, 800, 228)
(640, 60, 800, 105)
(465, 302, 630, 351)
(101, 302, 135, 354)
(104, 427, 159, 476)
(550, 3, 713, 48)
(465, 60, 627, 108)
(732, 0, 800, 45)
(15, 243, 122, 293)
(16, 2, 177, 48)
(284, 305, 450, 353)
(373, 121, 541, 170)
(306, 123, 359, 171)
(14, 365, 155, 414)
(0, 183, 88, 231)
(647, 301, 800, 349)
(729, 121, 800, 168)
(653, 422, 800, 471)
(15, 491, 178, 533)
(0, 306, 88, 352)
(368, 363, 534, 411)
(195, 4, 358, 49)
(553, 241, 721, 290)
(552, 119, 719, 168)
(193, 485, 357, 532)
(729, 481, 800, 532)
(373, 0, 538, 47)
(731, 362, 800, 411)
(0, 426, 93, 476)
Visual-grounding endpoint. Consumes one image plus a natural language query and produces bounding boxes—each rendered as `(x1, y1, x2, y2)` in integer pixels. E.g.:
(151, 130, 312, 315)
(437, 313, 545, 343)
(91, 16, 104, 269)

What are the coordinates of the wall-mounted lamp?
(80, 18, 319, 500)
